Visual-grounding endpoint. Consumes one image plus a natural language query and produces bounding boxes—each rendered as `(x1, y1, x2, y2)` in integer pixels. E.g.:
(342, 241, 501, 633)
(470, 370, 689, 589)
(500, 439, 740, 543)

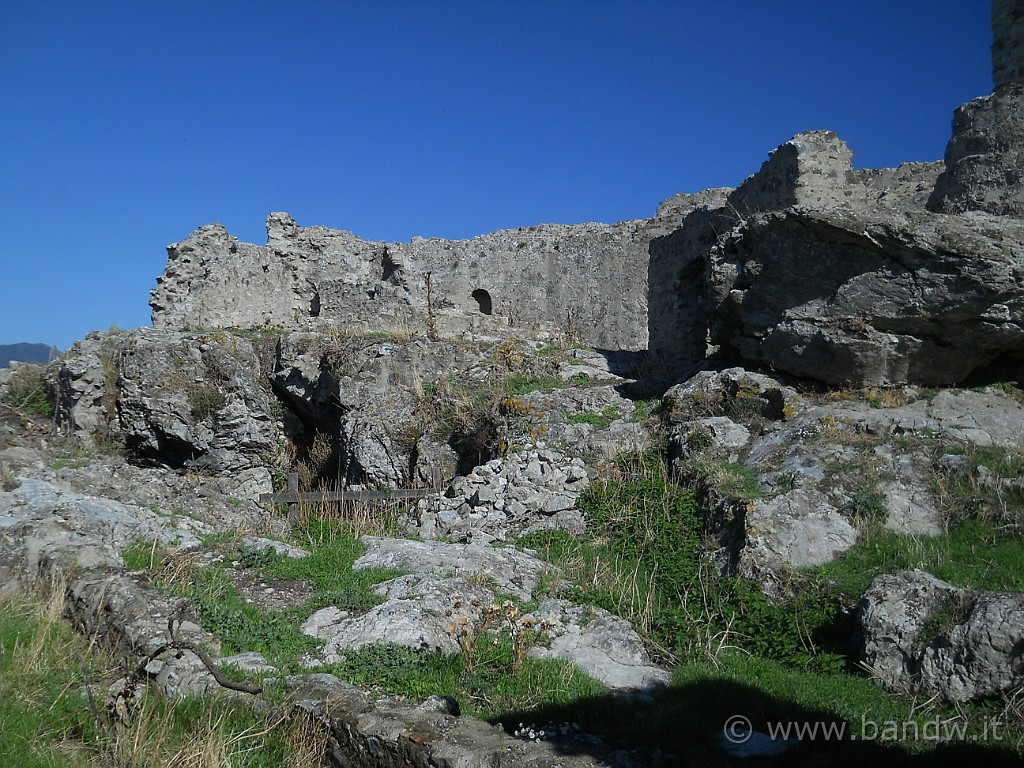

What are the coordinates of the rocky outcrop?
(51, 329, 280, 490)
(302, 535, 668, 691)
(354, 536, 558, 601)
(0, 437, 653, 764)
(116, 330, 279, 481)
(704, 202, 1024, 386)
(858, 570, 1024, 702)
(51, 330, 120, 445)
(663, 367, 1024, 593)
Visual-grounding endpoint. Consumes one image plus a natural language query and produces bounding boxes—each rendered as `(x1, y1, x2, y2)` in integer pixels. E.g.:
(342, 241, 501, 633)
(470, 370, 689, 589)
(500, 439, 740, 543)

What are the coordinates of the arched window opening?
(472, 289, 493, 315)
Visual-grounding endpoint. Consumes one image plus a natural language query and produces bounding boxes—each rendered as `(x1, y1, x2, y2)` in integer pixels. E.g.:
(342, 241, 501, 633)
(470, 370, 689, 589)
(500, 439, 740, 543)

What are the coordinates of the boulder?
(302, 574, 497, 657)
(0, 476, 204, 579)
(739, 488, 858, 575)
(114, 330, 278, 482)
(858, 570, 1024, 702)
(354, 536, 557, 601)
(51, 329, 279, 487)
(51, 331, 120, 446)
(527, 599, 670, 690)
(704, 206, 1024, 386)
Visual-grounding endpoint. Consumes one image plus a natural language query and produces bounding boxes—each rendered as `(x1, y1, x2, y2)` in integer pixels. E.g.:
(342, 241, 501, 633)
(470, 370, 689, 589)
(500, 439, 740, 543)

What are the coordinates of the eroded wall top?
(993, 0, 1024, 89)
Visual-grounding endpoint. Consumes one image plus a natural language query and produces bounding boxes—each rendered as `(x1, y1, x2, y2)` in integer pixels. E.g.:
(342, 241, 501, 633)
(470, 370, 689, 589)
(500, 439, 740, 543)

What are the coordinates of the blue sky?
(1, 1, 992, 350)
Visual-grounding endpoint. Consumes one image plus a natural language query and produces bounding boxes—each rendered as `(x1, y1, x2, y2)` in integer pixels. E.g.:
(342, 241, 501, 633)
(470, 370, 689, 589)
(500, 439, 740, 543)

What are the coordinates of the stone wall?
(154, 215, 661, 349)
(993, 0, 1024, 89)
(151, 194, 727, 372)
(928, 0, 1024, 218)
(927, 85, 1024, 218)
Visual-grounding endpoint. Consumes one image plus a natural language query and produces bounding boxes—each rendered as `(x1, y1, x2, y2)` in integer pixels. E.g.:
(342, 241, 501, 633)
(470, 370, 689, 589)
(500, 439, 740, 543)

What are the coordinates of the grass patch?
(187, 383, 228, 421)
(565, 406, 620, 429)
(123, 525, 403, 669)
(812, 518, 1024, 595)
(322, 638, 607, 721)
(515, 449, 1024, 762)
(260, 531, 402, 612)
(934, 444, 1024, 531)
(520, 453, 845, 671)
(490, 649, 1024, 763)
(0, 583, 319, 767)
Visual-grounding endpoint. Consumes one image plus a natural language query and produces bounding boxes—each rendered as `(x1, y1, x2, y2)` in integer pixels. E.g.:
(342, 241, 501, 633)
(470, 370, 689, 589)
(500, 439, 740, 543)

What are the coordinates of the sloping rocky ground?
(2, 7, 1024, 761)
(3, 336, 1024, 764)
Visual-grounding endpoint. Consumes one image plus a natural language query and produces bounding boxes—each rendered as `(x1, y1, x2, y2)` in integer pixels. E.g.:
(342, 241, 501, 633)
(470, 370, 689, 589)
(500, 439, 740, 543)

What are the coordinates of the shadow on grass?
(493, 677, 1023, 768)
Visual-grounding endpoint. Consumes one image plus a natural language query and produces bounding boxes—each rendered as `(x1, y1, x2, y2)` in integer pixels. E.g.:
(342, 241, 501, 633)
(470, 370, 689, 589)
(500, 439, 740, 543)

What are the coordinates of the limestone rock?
(858, 570, 1024, 702)
(0, 477, 204, 579)
(301, 695, 621, 767)
(1, 445, 281, 532)
(521, 384, 650, 461)
(658, 369, 1024, 590)
(52, 329, 279, 487)
(664, 368, 804, 425)
(993, 0, 1024, 89)
(302, 574, 496, 657)
(727, 130, 867, 214)
(51, 331, 120, 446)
(116, 329, 278, 477)
(354, 536, 557, 601)
(740, 488, 858, 575)
(705, 206, 1024, 386)
(527, 599, 670, 690)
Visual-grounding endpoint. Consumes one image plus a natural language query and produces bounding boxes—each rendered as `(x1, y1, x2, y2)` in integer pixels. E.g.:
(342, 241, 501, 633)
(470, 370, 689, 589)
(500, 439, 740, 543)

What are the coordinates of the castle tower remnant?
(993, 0, 1024, 88)
(927, 0, 1024, 217)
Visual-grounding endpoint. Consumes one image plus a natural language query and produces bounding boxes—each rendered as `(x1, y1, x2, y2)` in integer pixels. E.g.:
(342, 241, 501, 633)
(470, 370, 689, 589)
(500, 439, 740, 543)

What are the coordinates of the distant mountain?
(0, 343, 59, 368)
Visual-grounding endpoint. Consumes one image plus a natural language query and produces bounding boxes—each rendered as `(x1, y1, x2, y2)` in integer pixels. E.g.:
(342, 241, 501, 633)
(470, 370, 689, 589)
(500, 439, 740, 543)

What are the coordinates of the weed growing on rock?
(1, 461, 20, 491)
(565, 406, 620, 429)
(0, 365, 53, 418)
(122, 530, 402, 668)
(839, 484, 890, 523)
(187, 383, 228, 421)
(917, 589, 978, 649)
(445, 599, 555, 675)
(933, 444, 1024, 531)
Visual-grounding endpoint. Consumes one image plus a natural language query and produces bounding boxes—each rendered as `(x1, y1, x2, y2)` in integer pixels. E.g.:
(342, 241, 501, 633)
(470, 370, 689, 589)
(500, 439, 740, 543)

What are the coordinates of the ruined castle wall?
(927, 0, 1024, 218)
(150, 212, 701, 354)
(993, 0, 1024, 89)
(148, 133, 941, 370)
